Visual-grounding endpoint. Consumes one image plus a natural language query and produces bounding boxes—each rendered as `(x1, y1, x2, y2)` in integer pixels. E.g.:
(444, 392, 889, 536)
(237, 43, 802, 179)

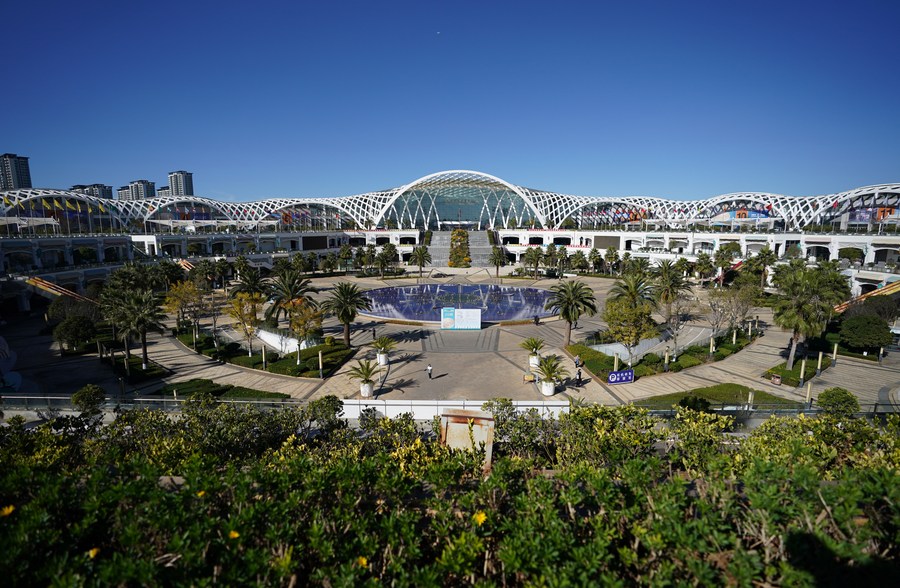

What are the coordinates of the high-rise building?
(168, 170, 193, 196)
(71, 184, 113, 199)
(156, 186, 171, 198)
(1, 153, 32, 190)
(116, 180, 156, 200)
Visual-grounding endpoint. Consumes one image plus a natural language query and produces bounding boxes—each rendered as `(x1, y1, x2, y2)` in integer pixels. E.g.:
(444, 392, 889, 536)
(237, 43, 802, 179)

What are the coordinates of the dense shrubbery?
(1, 400, 898, 585)
(766, 355, 832, 387)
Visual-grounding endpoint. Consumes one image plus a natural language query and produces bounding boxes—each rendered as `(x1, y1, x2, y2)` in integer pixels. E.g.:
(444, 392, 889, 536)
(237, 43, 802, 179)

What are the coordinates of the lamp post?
(664, 346, 670, 372)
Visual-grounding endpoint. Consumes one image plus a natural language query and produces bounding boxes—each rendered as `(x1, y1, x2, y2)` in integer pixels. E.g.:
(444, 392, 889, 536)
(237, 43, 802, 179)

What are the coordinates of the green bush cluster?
(158, 379, 289, 400)
(447, 228, 471, 268)
(1, 402, 898, 585)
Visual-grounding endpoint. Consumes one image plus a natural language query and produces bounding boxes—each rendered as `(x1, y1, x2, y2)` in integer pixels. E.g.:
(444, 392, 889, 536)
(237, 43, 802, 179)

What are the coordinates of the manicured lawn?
(633, 383, 801, 408)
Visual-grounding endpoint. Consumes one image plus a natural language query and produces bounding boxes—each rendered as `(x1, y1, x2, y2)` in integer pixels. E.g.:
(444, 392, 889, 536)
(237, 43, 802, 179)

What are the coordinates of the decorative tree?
(544, 280, 598, 347)
(321, 282, 373, 347)
(603, 298, 657, 367)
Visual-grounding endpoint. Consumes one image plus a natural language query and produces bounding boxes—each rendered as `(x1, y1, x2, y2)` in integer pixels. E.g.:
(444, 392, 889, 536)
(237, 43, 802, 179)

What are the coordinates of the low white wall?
(342, 399, 570, 421)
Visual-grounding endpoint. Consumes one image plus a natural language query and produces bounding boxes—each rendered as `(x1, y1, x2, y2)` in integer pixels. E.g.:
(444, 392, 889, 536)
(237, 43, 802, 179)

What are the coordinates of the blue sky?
(6, 0, 899, 200)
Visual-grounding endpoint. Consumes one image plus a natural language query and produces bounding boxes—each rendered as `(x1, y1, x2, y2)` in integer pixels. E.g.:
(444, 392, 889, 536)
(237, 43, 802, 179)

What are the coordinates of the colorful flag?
(3, 196, 10, 206)
(42, 198, 52, 208)
(98, 203, 106, 213)
(54, 199, 63, 209)
(88, 203, 93, 213)
(66, 200, 76, 210)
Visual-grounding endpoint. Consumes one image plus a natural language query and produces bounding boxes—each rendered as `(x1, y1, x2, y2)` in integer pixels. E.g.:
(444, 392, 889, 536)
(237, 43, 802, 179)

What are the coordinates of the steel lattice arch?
(3, 170, 900, 232)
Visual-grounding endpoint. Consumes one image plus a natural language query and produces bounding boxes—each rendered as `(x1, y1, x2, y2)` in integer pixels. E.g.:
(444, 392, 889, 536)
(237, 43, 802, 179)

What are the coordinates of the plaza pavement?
(6, 270, 899, 408)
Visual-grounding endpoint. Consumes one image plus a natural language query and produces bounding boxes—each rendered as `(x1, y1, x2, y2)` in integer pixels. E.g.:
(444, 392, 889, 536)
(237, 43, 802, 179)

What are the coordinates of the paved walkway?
(5, 271, 899, 408)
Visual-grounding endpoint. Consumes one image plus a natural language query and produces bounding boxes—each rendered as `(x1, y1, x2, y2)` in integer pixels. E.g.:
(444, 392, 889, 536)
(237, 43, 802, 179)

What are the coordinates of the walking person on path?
(576, 368, 582, 387)
(372, 327, 376, 340)
(426, 364, 433, 379)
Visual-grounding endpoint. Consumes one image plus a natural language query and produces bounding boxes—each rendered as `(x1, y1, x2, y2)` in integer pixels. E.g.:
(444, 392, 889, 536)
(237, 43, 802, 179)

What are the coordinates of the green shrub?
(817, 387, 860, 417)
(678, 395, 711, 412)
(766, 356, 831, 387)
(668, 361, 683, 372)
(71, 384, 106, 413)
(632, 364, 657, 378)
(641, 353, 661, 366)
(675, 354, 702, 369)
(714, 348, 732, 361)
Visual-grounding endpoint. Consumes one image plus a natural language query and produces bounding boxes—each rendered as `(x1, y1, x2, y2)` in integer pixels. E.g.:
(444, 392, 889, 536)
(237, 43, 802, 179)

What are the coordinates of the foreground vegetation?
(1, 398, 898, 585)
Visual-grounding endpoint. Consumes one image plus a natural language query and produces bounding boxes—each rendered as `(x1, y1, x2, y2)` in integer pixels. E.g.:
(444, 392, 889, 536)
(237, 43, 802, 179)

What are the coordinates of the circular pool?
(362, 284, 557, 323)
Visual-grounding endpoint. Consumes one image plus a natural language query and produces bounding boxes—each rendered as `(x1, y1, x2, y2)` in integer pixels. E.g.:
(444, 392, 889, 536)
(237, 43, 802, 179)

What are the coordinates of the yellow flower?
(0, 505, 14, 517)
(228, 530, 240, 539)
(88, 548, 100, 559)
(356, 556, 368, 568)
(196, 490, 206, 498)
(473, 510, 487, 526)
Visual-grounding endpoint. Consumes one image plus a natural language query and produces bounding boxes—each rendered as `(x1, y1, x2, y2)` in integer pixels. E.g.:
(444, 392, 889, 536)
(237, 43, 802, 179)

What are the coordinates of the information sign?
(607, 369, 635, 385)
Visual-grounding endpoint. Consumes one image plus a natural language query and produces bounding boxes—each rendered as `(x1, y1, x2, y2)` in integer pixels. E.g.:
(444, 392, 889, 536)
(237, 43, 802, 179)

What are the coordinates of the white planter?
(360, 382, 374, 398)
(540, 380, 556, 397)
(377, 352, 389, 366)
(529, 354, 540, 368)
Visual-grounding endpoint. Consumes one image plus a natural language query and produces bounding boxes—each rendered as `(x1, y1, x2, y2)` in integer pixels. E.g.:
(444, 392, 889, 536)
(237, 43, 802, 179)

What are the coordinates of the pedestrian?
(426, 364, 433, 379)
(576, 368, 582, 387)
(574, 354, 581, 368)
(372, 327, 377, 340)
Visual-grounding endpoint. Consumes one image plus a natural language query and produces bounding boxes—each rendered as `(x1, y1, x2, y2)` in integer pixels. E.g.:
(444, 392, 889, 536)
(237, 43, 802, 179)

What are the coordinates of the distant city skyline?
(4, 1, 899, 201)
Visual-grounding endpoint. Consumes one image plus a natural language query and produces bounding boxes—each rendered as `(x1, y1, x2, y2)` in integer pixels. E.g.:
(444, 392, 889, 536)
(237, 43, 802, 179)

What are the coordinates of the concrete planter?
(377, 352, 389, 366)
(540, 380, 556, 397)
(529, 354, 540, 369)
(360, 382, 374, 398)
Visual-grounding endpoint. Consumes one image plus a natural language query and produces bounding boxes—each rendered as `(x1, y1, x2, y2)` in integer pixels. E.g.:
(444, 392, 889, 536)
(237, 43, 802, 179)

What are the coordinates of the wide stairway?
(427, 231, 494, 267)
(428, 231, 453, 266)
(468, 231, 493, 266)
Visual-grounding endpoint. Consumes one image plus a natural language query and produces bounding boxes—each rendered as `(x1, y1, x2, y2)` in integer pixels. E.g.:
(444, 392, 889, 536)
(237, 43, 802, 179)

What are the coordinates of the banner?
(441, 307, 481, 330)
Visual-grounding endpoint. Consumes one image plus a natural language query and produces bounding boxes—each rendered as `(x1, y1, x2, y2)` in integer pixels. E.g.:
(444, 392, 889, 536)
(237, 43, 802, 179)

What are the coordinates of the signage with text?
(607, 369, 634, 385)
(441, 307, 482, 330)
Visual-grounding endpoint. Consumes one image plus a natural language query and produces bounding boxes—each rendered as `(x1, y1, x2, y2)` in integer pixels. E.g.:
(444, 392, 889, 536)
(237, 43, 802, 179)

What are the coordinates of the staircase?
(428, 231, 453, 266)
(468, 232, 493, 267)
(426, 231, 493, 268)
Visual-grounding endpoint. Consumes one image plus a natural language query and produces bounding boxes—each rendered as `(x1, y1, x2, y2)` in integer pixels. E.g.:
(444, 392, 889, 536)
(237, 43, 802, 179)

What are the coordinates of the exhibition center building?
(2, 170, 900, 294)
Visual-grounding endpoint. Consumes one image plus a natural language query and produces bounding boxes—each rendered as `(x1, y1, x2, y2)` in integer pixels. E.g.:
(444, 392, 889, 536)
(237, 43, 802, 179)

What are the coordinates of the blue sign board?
(607, 369, 634, 385)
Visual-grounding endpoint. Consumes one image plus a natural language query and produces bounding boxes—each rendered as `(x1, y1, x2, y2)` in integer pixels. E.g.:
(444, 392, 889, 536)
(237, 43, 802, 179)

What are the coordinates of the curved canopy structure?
(3, 171, 899, 231)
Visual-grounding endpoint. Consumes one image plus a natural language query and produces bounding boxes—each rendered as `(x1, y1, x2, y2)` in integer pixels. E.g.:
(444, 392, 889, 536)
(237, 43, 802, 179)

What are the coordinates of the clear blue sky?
(6, 0, 899, 201)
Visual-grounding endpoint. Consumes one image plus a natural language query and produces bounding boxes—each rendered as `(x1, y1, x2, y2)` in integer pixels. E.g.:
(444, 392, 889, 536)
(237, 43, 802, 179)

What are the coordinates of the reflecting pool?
(361, 284, 557, 323)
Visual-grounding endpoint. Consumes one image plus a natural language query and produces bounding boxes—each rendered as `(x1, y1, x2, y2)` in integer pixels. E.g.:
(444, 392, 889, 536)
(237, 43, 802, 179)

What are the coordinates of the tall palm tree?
(609, 273, 657, 309)
(229, 267, 267, 298)
(752, 246, 777, 289)
(321, 282, 373, 347)
(772, 264, 849, 370)
(522, 247, 543, 279)
(338, 244, 354, 273)
(652, 259, 692, 324)
(544, 280, 598, 347)
(213, 258, 231, 290)
(673, 256, 693, 279)
(488, 246, 507, 278)
(627, 257, 651, 277)
(121, 289, 166, 370)
(233, 255, 251, 279)
(587, 248, 601, 273)
(265, 268, 318, 323)
(604, 247, 620, 275)
(694, 252, 715, 284)
(714, 245, 739, 287)
(409, 246, 432, 278)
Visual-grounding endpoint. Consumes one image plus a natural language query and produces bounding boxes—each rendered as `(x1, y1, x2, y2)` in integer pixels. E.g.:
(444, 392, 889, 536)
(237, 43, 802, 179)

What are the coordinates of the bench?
(523, 373, 536, 383)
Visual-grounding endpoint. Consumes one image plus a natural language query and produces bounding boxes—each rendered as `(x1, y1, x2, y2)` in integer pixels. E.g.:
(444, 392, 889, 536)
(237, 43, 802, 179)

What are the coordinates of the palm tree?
(213, 258, 231, 290)
(673, 256, 693, 279)
(374, 251, 392, 279)
(522, 247, 543, 279)
(604, 247, 620, 275)
(773, 264, 848, 370)
(544, 280, 598, 347)
(570, 251, 588, 273)
(229, 267, 267, 298)
(347, 358, 381, 383)
(695, 252, 715, 284)
(620, 252, 632, 274)
(587, 248, 601, 273)
(627, 257, 651, 277)
(714, 246, 739, 287)
(543, 244, 558, 276)
(753, 246, 778, 289)
(519, 337, 545, 355)
(409, 246, 432, 278)
(652, 259, 692, 324)
(321, 282, 373, 347)
(233, 255, 251, 279)
(121, 289, 165, 370)
(488, 246, 507, 278)
(609, 273, 657, 309)
(265, 269, 318, 323)
(338, 244, 353, 272)
(534, 354, 569, 384)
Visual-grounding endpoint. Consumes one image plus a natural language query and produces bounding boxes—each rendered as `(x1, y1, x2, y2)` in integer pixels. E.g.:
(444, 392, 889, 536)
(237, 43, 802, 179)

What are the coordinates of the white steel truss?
(3, 174, 899, 231)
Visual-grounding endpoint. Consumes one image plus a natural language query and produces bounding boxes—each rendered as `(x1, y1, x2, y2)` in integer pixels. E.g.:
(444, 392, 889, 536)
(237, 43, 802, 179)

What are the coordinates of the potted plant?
(372, 336, 397, 366)
(347, 359, 381, 398)
(520, 337, 545, 369)
(534, 354, 569, 397)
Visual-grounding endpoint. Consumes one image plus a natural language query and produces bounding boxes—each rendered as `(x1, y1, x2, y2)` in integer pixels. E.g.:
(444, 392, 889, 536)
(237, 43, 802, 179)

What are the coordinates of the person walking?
(576, 368, 582, 387)
(372, 327, 377, 340)
(426, 364, 433, 379)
